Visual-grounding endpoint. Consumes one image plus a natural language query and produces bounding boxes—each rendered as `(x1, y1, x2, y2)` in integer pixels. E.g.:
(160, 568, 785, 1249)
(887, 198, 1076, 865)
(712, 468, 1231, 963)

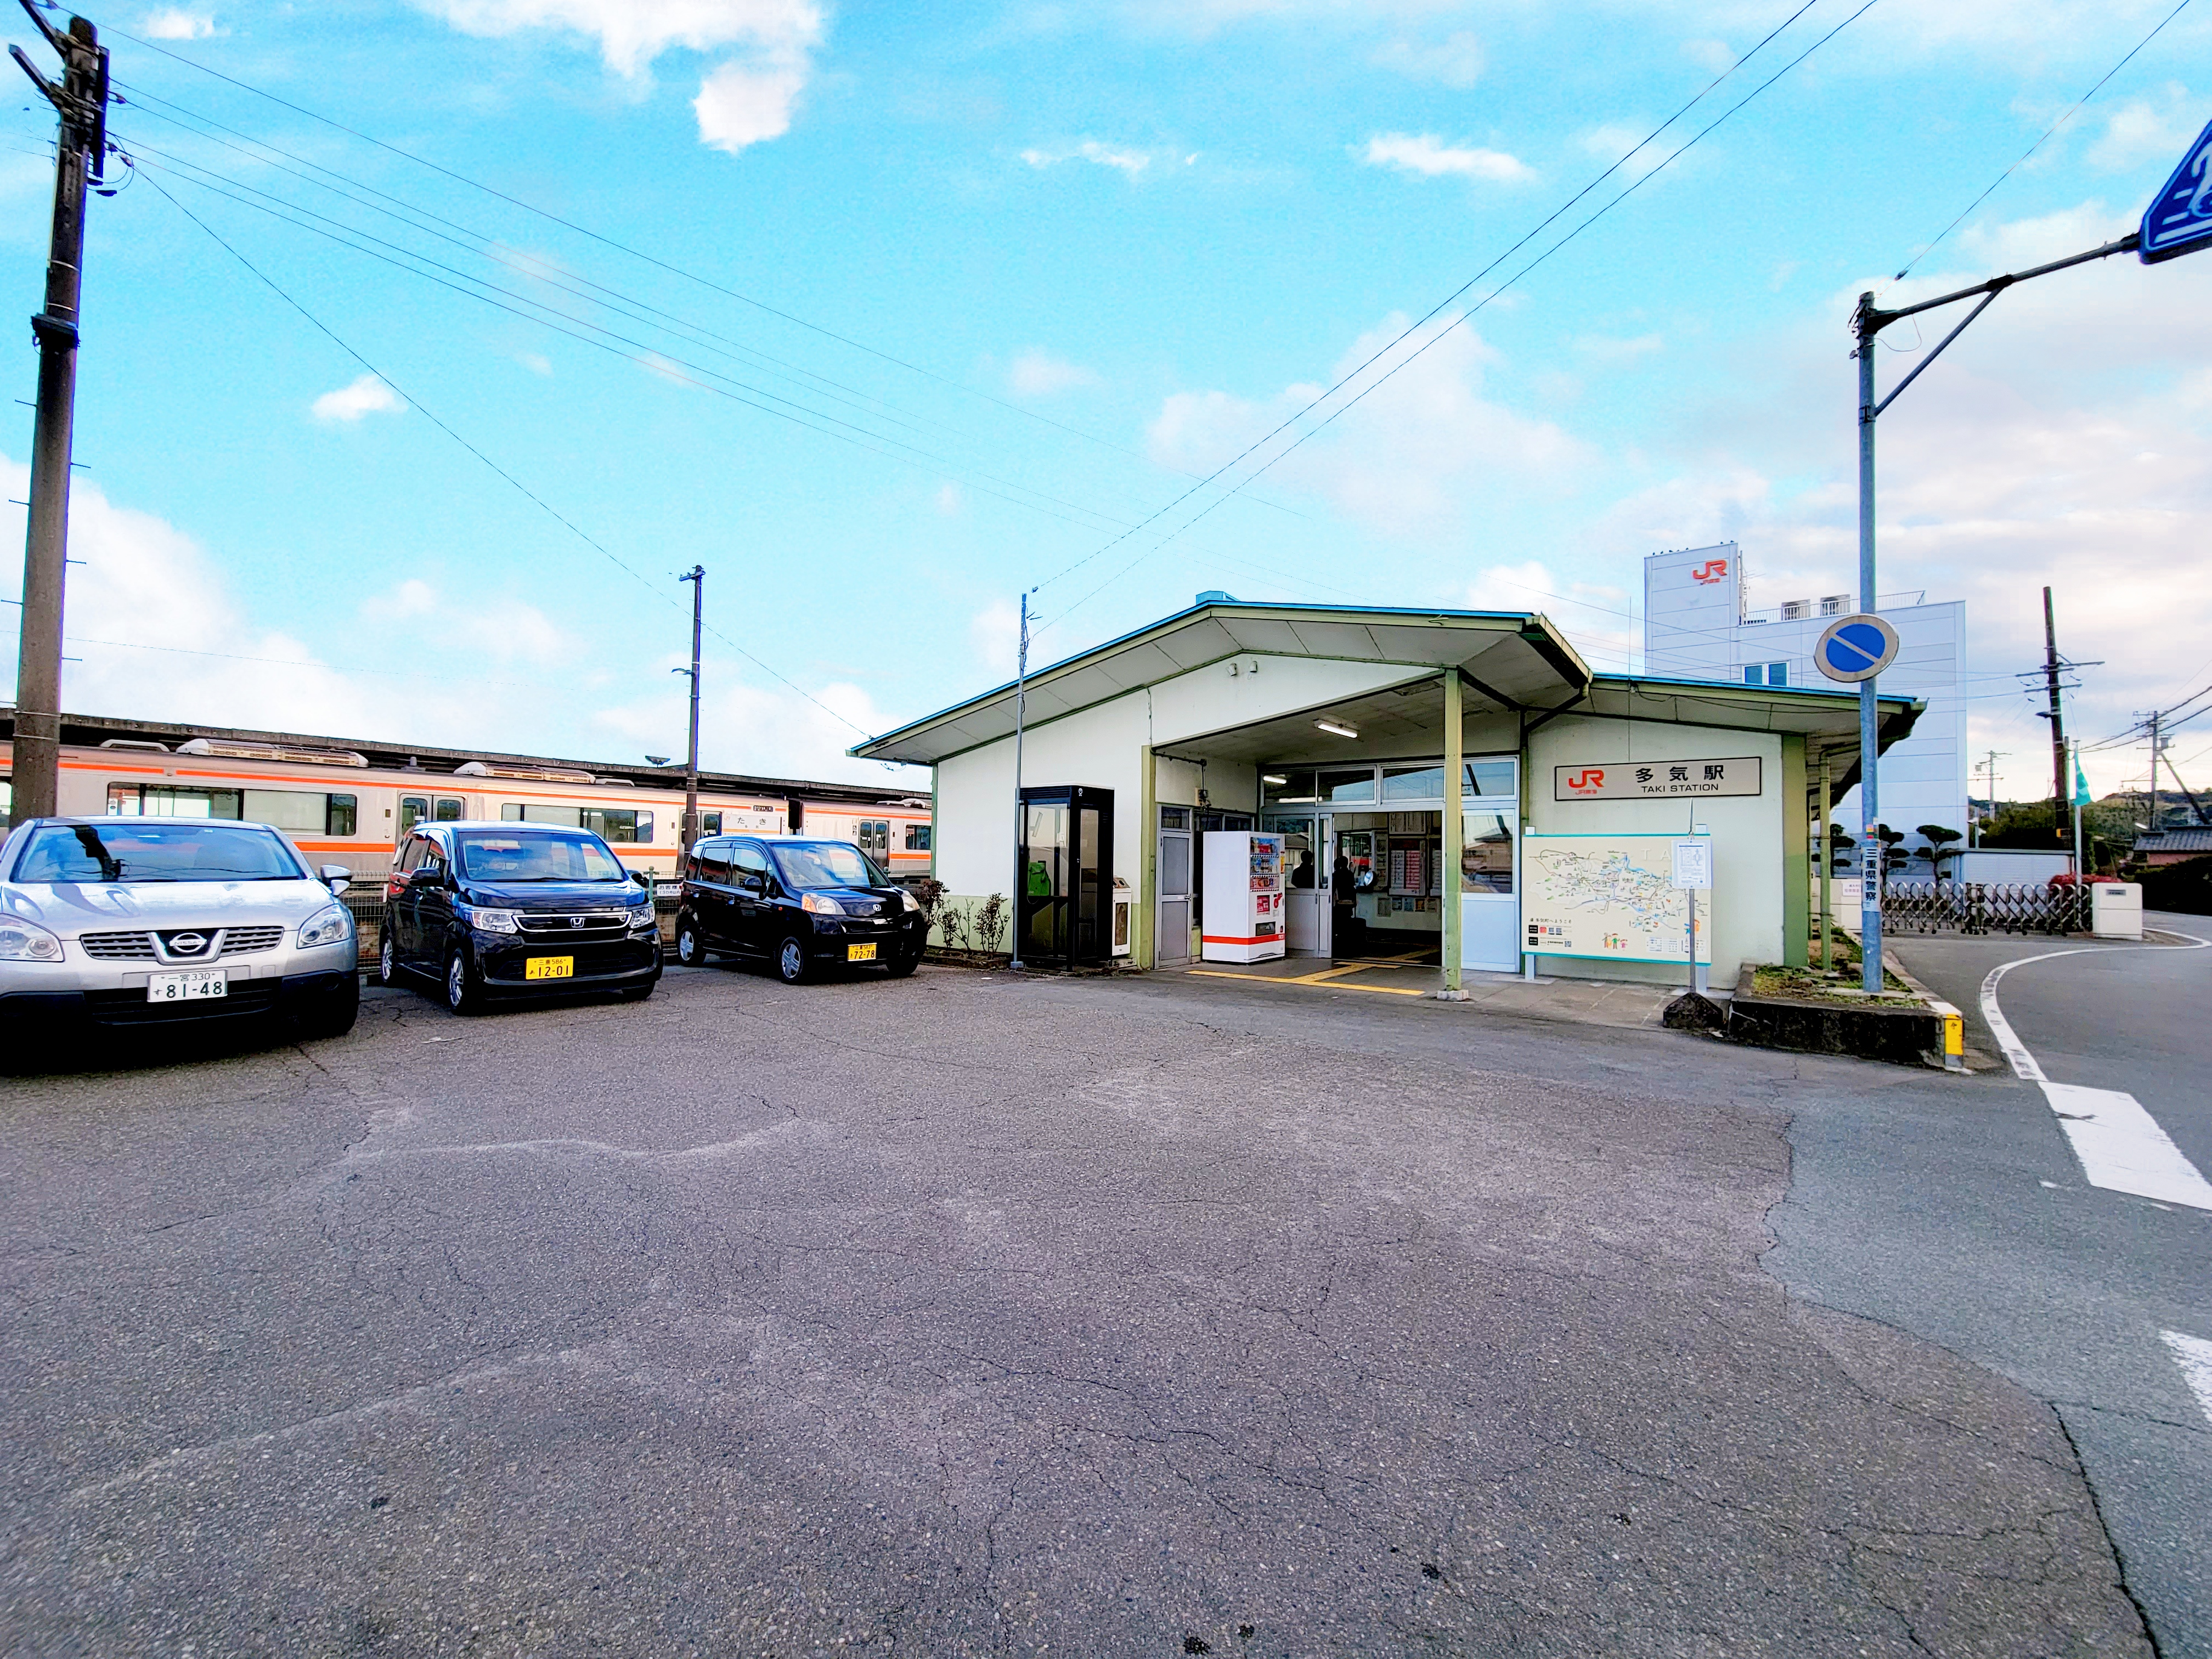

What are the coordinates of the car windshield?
(454, 831, 626, 883)
(770, 842, 887, 890)
(13, 822, 306, 884)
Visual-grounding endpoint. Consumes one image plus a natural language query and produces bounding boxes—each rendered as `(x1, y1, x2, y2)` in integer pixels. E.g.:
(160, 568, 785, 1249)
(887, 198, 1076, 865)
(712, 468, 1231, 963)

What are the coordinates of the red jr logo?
(1565, 768, 1605, 791)
(1691, 559, 1729, 584)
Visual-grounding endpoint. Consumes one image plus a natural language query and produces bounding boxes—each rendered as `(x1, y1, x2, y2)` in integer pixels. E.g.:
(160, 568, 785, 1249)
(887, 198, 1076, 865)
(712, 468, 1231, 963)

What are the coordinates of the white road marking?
(1980, 935, 2212, 1213)
(2162, 1330, 2212, 1428)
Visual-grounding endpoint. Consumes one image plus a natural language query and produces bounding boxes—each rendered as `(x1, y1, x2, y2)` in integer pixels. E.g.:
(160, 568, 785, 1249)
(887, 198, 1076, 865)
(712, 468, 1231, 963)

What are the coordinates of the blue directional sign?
(1816, 613, 1898, 684)
(2140, 116, 2212, 264)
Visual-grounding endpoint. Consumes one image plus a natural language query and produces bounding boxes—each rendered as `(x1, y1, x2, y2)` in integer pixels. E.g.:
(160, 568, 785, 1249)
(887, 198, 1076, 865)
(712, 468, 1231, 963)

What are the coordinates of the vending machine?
(1201, 831, 1286, 963)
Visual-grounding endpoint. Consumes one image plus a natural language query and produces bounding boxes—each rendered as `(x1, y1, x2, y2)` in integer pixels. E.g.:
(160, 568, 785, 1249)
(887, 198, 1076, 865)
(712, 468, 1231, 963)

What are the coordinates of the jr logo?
(1565, 768, 1605, 791)
(1690, 559, 1729, 584)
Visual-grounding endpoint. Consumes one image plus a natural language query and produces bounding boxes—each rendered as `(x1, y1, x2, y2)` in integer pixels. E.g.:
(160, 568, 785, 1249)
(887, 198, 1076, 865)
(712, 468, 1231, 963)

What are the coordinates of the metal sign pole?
(1854, 309, 1885, 995)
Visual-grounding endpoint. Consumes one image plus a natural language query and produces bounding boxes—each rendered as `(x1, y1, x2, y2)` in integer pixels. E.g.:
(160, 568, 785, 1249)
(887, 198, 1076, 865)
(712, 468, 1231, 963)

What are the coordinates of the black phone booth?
(1016, 786, 1114, 965)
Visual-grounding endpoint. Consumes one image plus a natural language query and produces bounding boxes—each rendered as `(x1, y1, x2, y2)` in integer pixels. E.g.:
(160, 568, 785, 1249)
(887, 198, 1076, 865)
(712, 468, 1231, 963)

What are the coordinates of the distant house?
(2132, 828, 2212, 867)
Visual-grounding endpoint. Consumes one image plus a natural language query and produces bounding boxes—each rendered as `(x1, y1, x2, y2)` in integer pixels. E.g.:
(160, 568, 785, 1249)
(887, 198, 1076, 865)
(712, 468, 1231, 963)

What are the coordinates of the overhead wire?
(1882, 0, 2197, 290)
(107, 33, 1308, 522)
(137, 167, 878, 741)
(1037, 0, 1884, 640)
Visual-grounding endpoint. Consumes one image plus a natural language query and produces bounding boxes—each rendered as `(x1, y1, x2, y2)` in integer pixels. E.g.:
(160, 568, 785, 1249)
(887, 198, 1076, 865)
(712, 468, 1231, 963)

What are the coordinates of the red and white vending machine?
(1201, 831, 1286, 963)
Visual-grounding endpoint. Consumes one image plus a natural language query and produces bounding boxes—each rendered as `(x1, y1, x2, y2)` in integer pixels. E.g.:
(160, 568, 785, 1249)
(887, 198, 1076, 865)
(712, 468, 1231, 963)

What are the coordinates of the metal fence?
(1880, 880, 2090, 937)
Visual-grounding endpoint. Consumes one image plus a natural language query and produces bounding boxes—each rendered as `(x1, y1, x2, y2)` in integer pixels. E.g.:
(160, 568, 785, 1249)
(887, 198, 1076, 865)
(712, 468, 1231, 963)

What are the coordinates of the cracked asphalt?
(0, 958, 2165, 1656)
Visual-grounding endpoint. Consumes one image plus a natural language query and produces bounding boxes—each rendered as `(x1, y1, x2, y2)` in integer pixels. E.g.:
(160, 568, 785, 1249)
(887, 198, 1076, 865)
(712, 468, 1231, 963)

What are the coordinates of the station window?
(1743, 662, 1787, 687)
(1317, 768, 1376, 804)
(905, 823, 932, 852)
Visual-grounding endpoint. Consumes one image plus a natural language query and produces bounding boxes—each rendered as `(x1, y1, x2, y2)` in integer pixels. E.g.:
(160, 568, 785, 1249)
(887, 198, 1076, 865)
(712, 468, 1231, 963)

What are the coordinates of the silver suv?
(0, 816, 360, 1045)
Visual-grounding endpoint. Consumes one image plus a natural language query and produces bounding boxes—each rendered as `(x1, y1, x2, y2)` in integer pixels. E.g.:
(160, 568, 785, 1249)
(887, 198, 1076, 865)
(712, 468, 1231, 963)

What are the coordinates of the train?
(0, 710, 934, 883)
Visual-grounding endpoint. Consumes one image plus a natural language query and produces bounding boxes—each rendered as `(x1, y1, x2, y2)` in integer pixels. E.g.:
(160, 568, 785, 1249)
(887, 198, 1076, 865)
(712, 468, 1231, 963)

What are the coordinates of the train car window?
(433, 797, 464, 822)
(399, 795, 429, 834)
(700, 812, 723, 836)
(327, 794, 358, 836)
(500, 803, 522, 821)
(905, 824, 932, 852)
(242, 789, 326, 833)
(518, 805, 583, 827)
(139, 785, 244, 820)
(580, 807, 641, 843)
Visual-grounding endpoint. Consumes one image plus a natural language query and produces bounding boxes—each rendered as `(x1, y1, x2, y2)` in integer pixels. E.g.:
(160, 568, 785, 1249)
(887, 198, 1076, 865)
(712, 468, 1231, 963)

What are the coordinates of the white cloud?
(417, 0, 825, 154)
(1361, 132, 1532, 184)
(1580, 123, 1678, 184)
(1680, 37, 1735, 73)
(517, 351, 553, 376)
(2085, 84, 2209, 174)
(934, 482, 963, 515)
(1021, 139, 1162, 178)
(1007, 348, 1101, 397)
(1148, 313, 1587, 539)
(592, 670, 913, 786)
(1466, 560, 1633, 668)
(1370, 30, 1483, 88)
(362, 578, 439, 621)
(1575, 331, 1664, 362)
(359, 578, 568, 665)
(141, 7, 217, 39)
(310, 374, 405, 424)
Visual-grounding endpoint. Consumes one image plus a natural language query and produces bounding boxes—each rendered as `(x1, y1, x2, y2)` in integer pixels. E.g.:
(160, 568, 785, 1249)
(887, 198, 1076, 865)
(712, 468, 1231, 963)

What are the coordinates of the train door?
(399, 793, 430, 837)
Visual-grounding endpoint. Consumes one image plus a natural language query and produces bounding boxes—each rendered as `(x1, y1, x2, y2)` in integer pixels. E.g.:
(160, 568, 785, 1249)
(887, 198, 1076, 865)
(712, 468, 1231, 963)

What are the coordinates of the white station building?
(1643, 543, 1968, 850)
(855, 598, 1918, 991)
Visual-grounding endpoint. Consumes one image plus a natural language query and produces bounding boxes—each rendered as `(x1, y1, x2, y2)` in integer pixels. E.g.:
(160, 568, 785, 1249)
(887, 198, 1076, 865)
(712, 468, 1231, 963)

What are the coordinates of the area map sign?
(1523, 833, 1713, 966)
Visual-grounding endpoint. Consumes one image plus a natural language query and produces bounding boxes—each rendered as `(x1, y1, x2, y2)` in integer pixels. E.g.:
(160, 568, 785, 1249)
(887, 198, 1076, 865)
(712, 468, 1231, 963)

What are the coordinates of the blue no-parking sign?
(2141, 117, 2212, 264)
(1815, 613, 1898, 684)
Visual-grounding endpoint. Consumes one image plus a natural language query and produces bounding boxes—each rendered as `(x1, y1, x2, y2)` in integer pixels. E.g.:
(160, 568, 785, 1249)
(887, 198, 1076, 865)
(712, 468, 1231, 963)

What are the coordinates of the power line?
(1020, 0, 1838, 614)
(138, 168, 876, 742)
(107, 32, 1307, 523)
(1039, 0, 1883, 639)
(1886, 0, 2196, 287)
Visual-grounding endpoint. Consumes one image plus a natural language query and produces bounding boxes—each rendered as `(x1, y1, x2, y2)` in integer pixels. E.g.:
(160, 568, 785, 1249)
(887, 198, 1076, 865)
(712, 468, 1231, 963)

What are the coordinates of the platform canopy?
(853, 599, 1918, 792)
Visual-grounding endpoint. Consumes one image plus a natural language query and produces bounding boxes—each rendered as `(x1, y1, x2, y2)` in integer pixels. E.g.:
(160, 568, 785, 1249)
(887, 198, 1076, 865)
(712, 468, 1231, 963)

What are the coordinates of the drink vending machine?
(1201, 831, 1286, 963)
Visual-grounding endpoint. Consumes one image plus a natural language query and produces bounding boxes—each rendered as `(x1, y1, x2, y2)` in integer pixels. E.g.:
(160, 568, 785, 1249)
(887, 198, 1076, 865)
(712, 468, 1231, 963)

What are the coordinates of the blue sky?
(3, 0, 2210, 799)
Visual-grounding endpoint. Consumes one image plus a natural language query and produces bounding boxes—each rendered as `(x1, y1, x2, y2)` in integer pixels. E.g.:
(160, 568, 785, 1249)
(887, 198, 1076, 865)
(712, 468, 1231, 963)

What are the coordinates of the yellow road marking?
(1189, 969, 1427, 997)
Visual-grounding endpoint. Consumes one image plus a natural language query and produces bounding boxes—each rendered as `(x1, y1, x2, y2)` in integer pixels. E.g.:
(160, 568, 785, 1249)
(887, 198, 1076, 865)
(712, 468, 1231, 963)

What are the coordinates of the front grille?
(219, 926, 285, 957)
(79, 930, 157, 961)
(514, 912, 629, 942)
(83, 981, 283, 1025)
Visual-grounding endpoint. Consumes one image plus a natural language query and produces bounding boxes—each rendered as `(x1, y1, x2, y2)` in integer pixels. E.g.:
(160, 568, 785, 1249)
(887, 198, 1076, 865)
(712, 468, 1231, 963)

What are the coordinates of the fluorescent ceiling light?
(1315, 719, 1359, 738)
(1262, 774, 1288, 785)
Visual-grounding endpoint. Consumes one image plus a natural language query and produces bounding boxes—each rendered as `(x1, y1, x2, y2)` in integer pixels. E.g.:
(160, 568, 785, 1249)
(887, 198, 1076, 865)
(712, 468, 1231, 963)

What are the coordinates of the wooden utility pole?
(8, 4, 108, 822)
(2041, 587, 2068, 853)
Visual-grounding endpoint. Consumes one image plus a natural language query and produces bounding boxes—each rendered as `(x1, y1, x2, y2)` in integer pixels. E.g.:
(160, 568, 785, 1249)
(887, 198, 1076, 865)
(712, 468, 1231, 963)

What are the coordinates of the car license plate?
(147, 969, 227, 1003)
(846, 943, 878, 962)
(525, 956, 574, 980)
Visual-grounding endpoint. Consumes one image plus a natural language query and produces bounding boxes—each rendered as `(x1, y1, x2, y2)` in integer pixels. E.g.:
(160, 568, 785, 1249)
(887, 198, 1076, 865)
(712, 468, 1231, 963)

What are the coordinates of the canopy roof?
(854, 600, 1918, 802)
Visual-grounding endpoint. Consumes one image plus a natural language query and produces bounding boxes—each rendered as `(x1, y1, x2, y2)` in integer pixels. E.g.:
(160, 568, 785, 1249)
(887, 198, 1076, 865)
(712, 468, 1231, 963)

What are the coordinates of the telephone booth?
(1016, 786, 1115, 965)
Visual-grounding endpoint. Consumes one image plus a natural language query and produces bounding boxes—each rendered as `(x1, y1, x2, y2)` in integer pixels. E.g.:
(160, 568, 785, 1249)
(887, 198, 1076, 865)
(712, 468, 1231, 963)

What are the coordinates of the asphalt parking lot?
(0, 960, 2154, 1657)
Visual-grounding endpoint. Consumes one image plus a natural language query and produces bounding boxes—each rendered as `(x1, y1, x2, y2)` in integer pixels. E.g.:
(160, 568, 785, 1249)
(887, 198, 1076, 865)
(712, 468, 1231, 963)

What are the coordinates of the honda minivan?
(673, 836, 925, 983)
(378, 822, 660, 1013)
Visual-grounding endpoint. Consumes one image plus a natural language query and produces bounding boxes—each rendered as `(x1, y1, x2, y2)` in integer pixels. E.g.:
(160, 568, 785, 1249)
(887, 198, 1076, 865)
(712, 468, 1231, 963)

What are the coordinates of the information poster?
(1522, 833, 1713, 964)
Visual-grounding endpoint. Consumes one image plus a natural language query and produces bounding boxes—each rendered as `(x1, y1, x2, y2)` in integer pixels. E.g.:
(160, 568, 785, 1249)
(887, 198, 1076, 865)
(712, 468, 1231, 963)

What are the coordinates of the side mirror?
(630, 869, 650, 887)
(740, 873, 765, 895)
(319, 864, 352, 895)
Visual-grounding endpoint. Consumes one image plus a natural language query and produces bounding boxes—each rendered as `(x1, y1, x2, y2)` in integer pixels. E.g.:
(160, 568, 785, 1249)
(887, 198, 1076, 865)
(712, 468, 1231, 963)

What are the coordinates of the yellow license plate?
(846, 943, 878, 962)
(525, 956, 574, 980)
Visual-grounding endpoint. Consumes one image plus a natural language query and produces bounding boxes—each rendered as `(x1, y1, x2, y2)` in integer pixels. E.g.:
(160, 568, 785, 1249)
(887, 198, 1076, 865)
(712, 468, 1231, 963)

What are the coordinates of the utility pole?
(2042, 587, 2069, 861)
(2147, 708, 2160, 838)
(675, 566, 703, 852)
(2069, 738, 2086, 877)
(1009, 590, 1030, 971)
(8, 4, 108, 823)
(1971, 749, 2006, 847)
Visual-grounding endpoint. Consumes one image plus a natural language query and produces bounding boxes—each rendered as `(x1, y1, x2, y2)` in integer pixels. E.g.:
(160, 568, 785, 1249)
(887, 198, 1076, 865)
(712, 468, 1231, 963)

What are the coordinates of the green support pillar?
(1781, 735, 1810, 968)
(1137, 744, 1157, 969)
(1441, 670, 1464, 997)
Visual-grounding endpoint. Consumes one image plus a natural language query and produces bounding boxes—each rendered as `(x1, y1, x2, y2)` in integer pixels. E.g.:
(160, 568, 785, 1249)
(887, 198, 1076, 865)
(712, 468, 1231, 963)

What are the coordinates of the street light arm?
(1872, 287, 2002, 417)
(1859, 232, 2141, 337)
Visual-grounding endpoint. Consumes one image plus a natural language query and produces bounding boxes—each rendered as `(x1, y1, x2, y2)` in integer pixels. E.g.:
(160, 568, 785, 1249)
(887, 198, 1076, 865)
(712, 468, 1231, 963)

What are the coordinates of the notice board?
(1522, 833, 1712, 965)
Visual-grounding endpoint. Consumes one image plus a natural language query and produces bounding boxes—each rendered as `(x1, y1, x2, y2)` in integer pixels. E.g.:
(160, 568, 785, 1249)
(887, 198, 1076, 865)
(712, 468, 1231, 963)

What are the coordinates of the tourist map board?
(1522, 833, 1712, 965)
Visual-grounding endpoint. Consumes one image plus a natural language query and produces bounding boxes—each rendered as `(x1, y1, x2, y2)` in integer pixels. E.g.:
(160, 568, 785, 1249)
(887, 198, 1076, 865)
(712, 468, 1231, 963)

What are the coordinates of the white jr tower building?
(1642, 543, 1968, 850)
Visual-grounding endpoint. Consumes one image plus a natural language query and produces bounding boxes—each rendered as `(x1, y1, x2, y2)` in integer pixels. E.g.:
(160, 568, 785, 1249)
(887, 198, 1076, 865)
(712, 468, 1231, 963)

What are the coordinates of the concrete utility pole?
(8, 4, 108, 823)
(676, 566, 703, 852)
(1971, 749, 2006, 847)
(2042, 587, 2069, 859)
(1009, 590, 1030, 971)
(2147, 708, 2160, 838)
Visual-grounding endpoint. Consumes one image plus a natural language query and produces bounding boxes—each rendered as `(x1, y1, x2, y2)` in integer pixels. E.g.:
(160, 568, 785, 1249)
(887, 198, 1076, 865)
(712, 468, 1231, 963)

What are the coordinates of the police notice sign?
(1554, 758, 1762, 801)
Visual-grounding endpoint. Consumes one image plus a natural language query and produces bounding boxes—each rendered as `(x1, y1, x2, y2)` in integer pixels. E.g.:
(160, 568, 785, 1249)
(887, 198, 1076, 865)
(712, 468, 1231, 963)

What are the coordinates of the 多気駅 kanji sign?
(1555, 758, 1762, 801)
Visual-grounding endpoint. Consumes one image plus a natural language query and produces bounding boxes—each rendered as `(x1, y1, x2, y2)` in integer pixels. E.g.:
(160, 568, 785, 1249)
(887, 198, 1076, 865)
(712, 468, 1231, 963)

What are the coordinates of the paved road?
(1773, 917, 2212, 1658)
(0, 959, 2166, 1656)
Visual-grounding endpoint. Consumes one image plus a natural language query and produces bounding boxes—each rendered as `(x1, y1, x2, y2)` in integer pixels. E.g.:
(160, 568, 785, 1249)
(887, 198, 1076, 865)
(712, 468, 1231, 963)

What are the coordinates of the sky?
(1, 0, 2209, 804)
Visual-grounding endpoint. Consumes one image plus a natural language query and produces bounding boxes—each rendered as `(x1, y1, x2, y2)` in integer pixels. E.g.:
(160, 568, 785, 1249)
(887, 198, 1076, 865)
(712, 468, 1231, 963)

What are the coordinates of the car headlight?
(0, 919, 64, 962)
(800, 893, 843, 916)
(900, 889, 921, 912)
(298, 903, 356, 949)
(455, 902, 518, 934)
(627, 905, 658, 932)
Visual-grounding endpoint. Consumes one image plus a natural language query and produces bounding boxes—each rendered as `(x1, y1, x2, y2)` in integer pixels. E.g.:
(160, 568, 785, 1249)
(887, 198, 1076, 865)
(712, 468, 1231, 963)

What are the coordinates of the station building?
(854, 597, 1920, 990)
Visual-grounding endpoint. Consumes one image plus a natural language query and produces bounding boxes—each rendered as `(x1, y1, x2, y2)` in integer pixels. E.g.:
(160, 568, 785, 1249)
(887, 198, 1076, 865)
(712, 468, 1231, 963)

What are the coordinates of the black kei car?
(377, 822, 661, 1014)
(673, 836, 926, 983)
